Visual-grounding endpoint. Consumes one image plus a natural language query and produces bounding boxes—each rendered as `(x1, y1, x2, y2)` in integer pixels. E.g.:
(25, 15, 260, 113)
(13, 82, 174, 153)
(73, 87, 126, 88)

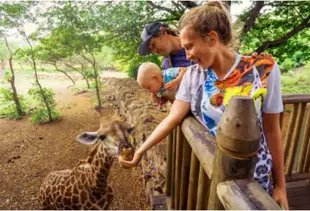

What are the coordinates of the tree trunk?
(8, 57, 23, 116)
(255, 14, 310, 53)
(82, 53, 102, 107)
(84, 75, 90, 89)
(22, 33, 53, 122)
(240, 1, 265, 38)
(1, 32, 23, 117)
(65, 62, 90, 89)
(54, 63, 75, 85)
(33, 58, 53, 121)
(91, 54, 101, 107)
(18, 62, 24, 71)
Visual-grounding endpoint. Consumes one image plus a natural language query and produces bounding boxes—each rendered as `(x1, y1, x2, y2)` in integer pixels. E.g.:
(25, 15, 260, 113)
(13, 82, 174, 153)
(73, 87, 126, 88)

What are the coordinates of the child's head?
(137, 62, 164, 93)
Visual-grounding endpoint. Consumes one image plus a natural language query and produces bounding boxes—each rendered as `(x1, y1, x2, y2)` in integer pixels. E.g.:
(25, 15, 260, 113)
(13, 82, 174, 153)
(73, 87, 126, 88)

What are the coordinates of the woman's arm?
(119, 99, 191, 167)
(263, 112, 288, 209)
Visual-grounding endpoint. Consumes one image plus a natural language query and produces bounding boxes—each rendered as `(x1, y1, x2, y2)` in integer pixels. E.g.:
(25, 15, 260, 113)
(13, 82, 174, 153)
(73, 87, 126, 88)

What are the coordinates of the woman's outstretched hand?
(118, 150, 143, 168)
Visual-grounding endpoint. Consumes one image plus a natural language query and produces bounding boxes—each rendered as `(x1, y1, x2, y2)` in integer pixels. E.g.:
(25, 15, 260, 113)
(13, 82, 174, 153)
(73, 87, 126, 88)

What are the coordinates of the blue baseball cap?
(138, 22, 169, 55)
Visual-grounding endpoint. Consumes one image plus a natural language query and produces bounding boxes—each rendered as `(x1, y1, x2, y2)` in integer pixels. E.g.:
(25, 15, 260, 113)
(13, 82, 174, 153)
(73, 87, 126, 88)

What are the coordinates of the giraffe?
(38, 106, 135, 210)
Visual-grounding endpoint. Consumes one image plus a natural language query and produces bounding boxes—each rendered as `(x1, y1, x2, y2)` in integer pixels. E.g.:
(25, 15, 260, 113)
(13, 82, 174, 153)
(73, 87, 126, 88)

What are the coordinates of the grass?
(281, 63, 310, 94)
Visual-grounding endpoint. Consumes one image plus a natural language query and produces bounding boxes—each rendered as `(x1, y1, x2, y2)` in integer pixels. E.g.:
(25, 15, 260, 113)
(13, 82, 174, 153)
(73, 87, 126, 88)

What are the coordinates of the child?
(137, 62, 187, 111)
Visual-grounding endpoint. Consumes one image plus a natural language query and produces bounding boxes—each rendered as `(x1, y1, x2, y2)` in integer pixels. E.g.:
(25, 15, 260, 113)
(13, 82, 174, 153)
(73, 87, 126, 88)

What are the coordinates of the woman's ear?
(208, 31, 218, 47)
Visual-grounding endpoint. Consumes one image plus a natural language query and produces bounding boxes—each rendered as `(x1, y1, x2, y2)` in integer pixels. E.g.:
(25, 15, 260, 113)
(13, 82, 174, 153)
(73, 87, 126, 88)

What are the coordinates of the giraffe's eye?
(99, 135, 106, 140)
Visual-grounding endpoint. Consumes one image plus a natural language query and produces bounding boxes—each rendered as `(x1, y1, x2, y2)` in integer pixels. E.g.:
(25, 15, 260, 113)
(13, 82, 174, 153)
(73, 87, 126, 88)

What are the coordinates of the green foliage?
(97, 1, 164, 74)
(30, 107, 61, 123)
(281, 63, 310, 94)
(0, 87, 27, 119)
(0, 41, 8, 61)
(90, 80, 102, 89)
(239, 1, 310, 70)
(28, 83, 61, 123)
(95, 46, 115, 70)
(126, 54, 162, 79)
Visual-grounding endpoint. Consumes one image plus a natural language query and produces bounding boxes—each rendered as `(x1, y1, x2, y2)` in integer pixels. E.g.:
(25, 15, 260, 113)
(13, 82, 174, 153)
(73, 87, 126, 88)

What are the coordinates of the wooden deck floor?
(287, 180, 310, 210)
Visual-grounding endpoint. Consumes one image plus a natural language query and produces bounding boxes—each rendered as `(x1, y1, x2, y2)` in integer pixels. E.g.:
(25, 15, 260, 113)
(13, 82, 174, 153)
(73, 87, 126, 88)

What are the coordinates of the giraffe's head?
(76, 106, 135, 160)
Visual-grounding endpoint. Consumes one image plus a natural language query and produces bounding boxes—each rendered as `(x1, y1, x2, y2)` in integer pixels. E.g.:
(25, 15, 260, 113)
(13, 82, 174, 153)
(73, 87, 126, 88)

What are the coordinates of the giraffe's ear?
(76, 132, 99, 145)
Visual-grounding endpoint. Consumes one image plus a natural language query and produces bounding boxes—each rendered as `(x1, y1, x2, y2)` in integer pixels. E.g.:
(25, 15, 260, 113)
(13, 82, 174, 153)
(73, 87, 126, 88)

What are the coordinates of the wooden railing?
(165, 94, 310, 210)
(282, 94, 310, 182)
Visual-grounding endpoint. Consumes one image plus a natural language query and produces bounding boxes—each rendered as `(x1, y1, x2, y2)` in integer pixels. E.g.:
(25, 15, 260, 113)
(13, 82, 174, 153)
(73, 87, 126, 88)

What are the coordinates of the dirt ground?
(0, 72, 149, 210)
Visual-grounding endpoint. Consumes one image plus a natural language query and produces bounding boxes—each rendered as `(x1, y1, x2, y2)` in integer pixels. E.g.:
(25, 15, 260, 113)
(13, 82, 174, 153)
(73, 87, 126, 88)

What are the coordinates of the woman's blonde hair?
(178, 1, 238, 49)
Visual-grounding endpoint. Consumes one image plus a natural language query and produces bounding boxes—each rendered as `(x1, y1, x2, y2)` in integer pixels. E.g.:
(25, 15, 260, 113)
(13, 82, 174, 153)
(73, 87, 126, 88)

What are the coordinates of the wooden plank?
(284, 104, 298, 163)
(288, 195, 310, 206)
(287, 186, 310, 197)
(169, 130, 176, 209)
(186, 151, 199, 210)
(166, 196, 172, 210)
(181, 116, 216, 179)
(174, 127, 183, 210)
(217, 180, 257, 210)
(282, 94, 310, 104)
(286, 180, 310, 189)
(290, 204, 310, 210)
(285, 172, 310, 182)
(286, 103, 307, 175)
(179, 138, 191, 209)
(298, 105, 310, 173)
(165, 133, 173, 197)
(235, 179, 281, 210)
(196, 165, 210, 210)
(304, 137, 310, 173)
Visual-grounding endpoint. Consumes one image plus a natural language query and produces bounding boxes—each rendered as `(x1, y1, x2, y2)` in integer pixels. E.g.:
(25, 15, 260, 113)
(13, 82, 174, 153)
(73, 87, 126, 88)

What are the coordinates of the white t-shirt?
(176, 54, 283, 194)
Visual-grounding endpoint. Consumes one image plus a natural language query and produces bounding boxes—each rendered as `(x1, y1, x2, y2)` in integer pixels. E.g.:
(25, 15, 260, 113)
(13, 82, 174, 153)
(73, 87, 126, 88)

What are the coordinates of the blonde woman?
(122, 2, 288, 209)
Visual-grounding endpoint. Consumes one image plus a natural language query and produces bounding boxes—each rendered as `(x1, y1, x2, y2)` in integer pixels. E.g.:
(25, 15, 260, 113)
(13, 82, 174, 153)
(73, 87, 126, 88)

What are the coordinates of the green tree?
(238, 1, 310, 70)
(43, 1, 106, 106)
(0, 2, 32, 118)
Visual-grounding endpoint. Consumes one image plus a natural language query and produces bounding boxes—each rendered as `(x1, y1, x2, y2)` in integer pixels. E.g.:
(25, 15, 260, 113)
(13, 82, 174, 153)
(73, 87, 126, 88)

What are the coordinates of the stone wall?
(100, 78, 168, 205)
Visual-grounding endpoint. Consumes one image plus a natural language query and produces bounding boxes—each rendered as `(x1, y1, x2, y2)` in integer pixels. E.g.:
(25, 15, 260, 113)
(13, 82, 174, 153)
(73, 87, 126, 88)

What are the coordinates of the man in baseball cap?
(138, 22, 169, 56)
(138, 22, 191, 69)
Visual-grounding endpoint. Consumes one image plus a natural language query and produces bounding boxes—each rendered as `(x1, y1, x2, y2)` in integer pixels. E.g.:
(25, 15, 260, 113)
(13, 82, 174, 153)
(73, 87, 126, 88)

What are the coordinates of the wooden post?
(298, 104, 310, 173)
(286, 103, 306, 175)
(169, 129, 176, 209)
(179, 136, 191, 209)
(284, 104, 298, 162)
(166, 133, 173, 197)
(196, 165, 210, 210)
(174, 126, 183, 209)
(208, 96, 260, 210)
(187, 151, 199, 210)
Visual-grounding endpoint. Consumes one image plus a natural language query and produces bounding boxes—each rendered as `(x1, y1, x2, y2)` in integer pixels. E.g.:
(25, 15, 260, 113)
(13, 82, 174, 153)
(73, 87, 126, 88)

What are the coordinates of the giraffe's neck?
(89, 144, 114, 190)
